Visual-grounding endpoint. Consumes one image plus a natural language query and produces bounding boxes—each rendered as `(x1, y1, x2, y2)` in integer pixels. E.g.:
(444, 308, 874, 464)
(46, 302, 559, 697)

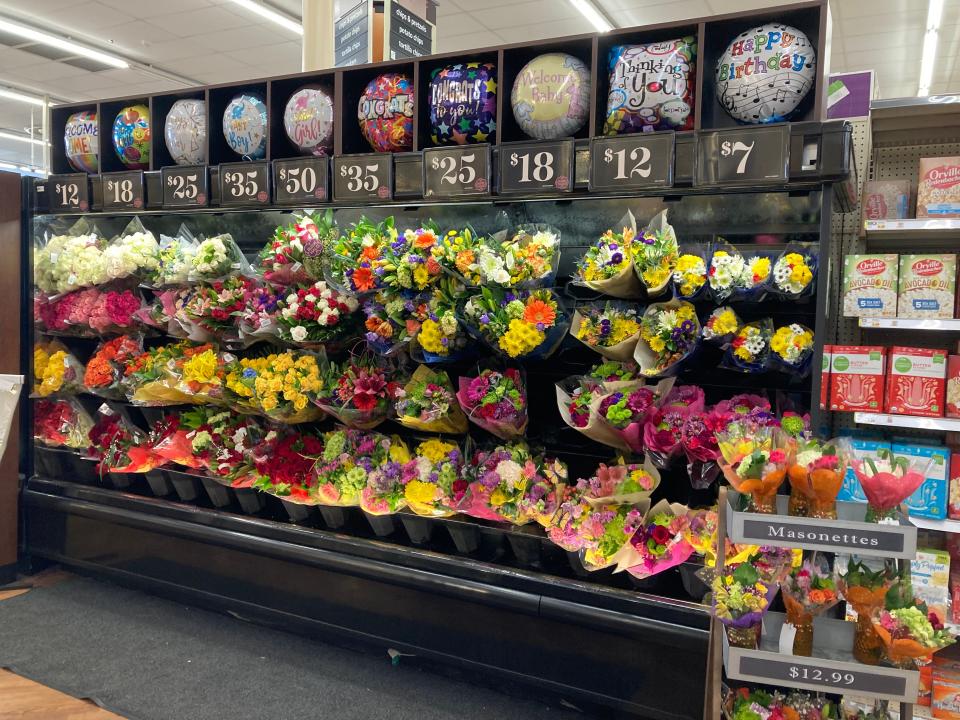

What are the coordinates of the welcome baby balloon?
(511, 52, 591, 140)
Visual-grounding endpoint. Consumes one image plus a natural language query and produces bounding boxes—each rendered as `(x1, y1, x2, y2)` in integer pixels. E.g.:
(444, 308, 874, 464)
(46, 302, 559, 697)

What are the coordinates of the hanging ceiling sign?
(334, 0, 374, 67)
(385, 0, 435, 60)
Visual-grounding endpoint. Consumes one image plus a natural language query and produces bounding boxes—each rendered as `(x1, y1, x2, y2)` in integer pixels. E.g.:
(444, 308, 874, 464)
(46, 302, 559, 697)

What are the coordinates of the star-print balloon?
(428, 61, 497, 146)
(358, 72, 414, 153)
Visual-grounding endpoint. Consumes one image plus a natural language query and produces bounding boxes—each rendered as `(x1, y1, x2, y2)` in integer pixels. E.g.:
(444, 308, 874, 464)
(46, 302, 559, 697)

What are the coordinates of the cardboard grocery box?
(819, 345, 831, 411)
(948, 356, 960, 418)
(895, 443, 950, 519)
(838, 438, 890, 503)
(952, 453, 960, 520)
(886, 346, 947, 417)
(830, 345, 885, 412)
(862, 179, 911, 221)
(842, 254, 898, 318)
(918, 156, 960, 218)
(898, 254, 957, 319)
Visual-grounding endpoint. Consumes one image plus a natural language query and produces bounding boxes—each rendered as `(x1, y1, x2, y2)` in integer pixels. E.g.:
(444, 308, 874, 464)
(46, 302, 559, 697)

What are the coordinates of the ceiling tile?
(437, 11, 487, 35)
(101, 20, 182, 50)
(12, 61, 91, 82)
(481, 1, 577, 30)
(201, 24, 288, 52)
(95, 0, 214, 17)
(147, 6, 254, 36)
(161, 51, 252, 77)
(436, 30, 502, 54)
(0, 0, 80, 13)
(223, 41, 300, 66)
(613, 0, 711, 27)
(0, 46, 46, 69)
(496, 16, 589, 43)
(131, 36, 217, 63)
(44, 1, 135, 34)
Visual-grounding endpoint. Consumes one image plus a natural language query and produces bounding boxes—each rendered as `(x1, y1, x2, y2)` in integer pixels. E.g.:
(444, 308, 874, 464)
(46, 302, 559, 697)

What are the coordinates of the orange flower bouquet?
(837, 559, 895, 665)
(83, 335, 143, 400)
(788, 438, 851, 519)
(872, 579, 955, 669)
(717, 423, 789, 514)
(781, 557, 839, 656)
(462, 288, 569, 361)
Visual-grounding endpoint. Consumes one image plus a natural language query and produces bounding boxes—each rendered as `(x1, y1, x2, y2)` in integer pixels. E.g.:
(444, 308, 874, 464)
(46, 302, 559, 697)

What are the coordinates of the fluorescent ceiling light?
(918, 0, 944, 96)
(0, 162, 18, 171)
(0, 129, 47, 146)
(0, 87, 46, 107)
(568, 0, 613, 32)
(0, 17, 128, 69)
(226, 0, 303, 35)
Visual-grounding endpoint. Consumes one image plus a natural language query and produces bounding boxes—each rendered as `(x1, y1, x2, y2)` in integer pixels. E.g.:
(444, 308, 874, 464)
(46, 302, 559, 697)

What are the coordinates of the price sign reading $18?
(219, 162, 269, 207)
(161, 165, 208, 208)
(273, 157, 328, 204)
(499, 139, 574, 195)
(333, 153, 392, 202)
(101, 171, 144, 210)
(48, 173, 89, 213)
(589, 134, 674, 192)
(423, 145, 490, 198)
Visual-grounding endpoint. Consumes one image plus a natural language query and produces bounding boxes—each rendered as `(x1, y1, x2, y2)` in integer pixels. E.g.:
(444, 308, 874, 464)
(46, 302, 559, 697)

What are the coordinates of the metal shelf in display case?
(853, 412, 960, 433)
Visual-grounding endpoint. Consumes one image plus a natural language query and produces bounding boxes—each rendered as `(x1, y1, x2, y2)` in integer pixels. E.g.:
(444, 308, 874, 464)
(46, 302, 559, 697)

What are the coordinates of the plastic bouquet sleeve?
(633, 209, 678, 299)
(188, 233, 252, 282)
(83, 334, 144, 401)
(642, 404, 693, 468)
(582, 456, 662, 506)
(569, 302, 641, 362)
(771, 323, 815, 377)
(767, 242, 818, 300)
(852, 448, 933, 522)
(620, 500, 694, 579)
(151, 224, 199, 287)
(394, 365, 468, 434)
(456, 368, 528, 441)
(571, 211, 643, 299)
(721, 318, 774, 373)
(634, 299, 701, 379)
(34, 397, 93, 450)
(457, 441, 542, 525)
(32, 340, 85, 398)
(104, 216, 160, 283)
(578, 499, 651, 571)
(88, 404, 165, 474)
(700, 306, 741, 346)
(671, 243, 710, 301)
(555, 378, 631, 452)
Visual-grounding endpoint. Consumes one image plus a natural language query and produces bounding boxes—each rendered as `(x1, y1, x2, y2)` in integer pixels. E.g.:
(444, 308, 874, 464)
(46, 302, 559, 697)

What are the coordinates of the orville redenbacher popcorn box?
(894, 442, 950, 519)
(897, 254, 957, 319)
(838, 438, 889, 503)
(949, 452, 960, 520)
(829, 345, 885, 413)
(885, 346, 947, 417)
(917, 156, 960, 218)
(842, 254, 898, 318)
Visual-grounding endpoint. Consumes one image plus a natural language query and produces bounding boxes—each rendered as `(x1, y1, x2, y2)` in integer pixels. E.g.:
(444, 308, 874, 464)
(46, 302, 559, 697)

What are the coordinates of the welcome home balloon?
(223, 93, 268, 159)
(64, 110, 98, 173)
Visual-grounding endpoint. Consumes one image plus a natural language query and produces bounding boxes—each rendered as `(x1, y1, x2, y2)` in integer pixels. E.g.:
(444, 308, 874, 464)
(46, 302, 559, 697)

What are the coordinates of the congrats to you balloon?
(358, 72, 414, 152)
(428, 61, 497, 145)
(165, 99, 206, 166)
(284, 87, 334, 156)
(511, 52, 591, 141)
(64, 110, 98, 173)
(223, 93, 268, 159)
(715, 23, 816, 124)
(112, 105, 150, 169)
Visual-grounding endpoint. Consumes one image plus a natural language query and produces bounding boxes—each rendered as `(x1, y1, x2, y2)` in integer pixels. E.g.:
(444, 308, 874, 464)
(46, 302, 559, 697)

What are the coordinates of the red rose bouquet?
(251, 429, 324, 503)
(275, 280, 359, 347)
(87, 405, 164, 474)
(34, 397, 94, 449)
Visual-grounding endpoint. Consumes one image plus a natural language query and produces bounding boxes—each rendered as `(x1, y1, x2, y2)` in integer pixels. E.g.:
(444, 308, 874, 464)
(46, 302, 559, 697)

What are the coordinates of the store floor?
(0, 572, 586, 720)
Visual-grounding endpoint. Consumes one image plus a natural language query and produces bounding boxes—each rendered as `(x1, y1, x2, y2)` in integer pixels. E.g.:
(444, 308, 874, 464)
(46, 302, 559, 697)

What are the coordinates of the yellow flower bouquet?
(570, 301, 642, 362)
(632, 209, 679, 298)
(770, 244, 817, 299)
(225, 351, 325, 424)
(462, 287, 568, 361)
(771, 323, 815, 375)
(634, 300, 700, 377)
(671, 245, 709, 300)
(572, 211, 643, 299)
(32, 340, 84, 398)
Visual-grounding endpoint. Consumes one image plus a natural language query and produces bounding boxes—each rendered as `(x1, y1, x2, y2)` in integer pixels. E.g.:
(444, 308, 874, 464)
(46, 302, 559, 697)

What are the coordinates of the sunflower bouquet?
(32, 341, 84, 398)
(671, 244, 709, 301)
(723, 319, 774, 373)
(382, 223, 445, 291)
(570, 301, 642, 362)
(633, 210, 679, 298)
(394, 365, 467, 434)
(771, 323, 815, 376)
(701, 306, 740, 345)
(462, 287, 568, 360)
(316, 356, 399, 429)
(635, 300, 700, 377)
(769, 244, 817, 300)
(401, 437, 466, 517)
(325, 215, 396, 295)
(478, 224, 560, 288)
(224, 351, 325, 423)
(572, 211, 642, 299)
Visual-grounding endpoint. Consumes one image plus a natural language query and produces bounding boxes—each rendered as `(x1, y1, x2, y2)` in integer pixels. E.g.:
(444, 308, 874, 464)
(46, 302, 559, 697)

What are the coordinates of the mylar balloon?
(715, 23, 816, 124)
(164, 99, 206, 166)
(112, 105, 150, 169)
(284, 87, 334, 156)
(222, 93, 268, 159)
(358, 73, 414, 152)
(64, 110, 98, 173)
(603, 38, 697, 135)
(429, 61, 497, 145)
(511, 52, 591, 140)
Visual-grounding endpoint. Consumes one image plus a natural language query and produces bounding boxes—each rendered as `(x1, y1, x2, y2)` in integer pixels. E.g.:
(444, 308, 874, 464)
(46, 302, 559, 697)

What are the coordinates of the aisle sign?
(334, 0, 372, 67)
(589, 133, 674, 192)
(333, 153, 393, 201)
(273, 157, 329, 204)
(48, 173, 89, 213)
(423, 145, 490, 198)
(101, 171, 144, 211)
(161, 165, 208, 208)
(386, 0, 435, 60)
(219, 161, 270, 207)
(695, 125, 790, 186)
(499, 139, 575, 195)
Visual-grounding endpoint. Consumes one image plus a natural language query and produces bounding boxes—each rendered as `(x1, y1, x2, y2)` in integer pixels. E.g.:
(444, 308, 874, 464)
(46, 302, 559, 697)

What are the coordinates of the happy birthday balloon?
(164, 99, 206, 166)
(222, 93, 267, 159)
(284, 87, 334, 156)
(429, 61, 497, 145)
(603, 38, 697, 135)
(511, 52, 591, 140)
(715, 23, 816, 124)
(358, 72, 414, 153)
(112, 105, 150, 169)
(64, 110, 98, 174)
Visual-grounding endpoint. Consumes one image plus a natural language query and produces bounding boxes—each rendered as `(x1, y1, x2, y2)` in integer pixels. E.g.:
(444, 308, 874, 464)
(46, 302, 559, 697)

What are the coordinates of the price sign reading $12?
(589, 134, 674, 192)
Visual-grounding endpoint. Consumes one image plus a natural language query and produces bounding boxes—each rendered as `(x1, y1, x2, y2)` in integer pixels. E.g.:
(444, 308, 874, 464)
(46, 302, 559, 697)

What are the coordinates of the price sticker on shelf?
(48, 173, 89, 213)
(498, 139, 574, 195)
(423, 145, 490, 198)
(219, 162, 270, 207)
(695, 125, 790, 186)
(161, 165, 208, 208)
(101, 171, 144, 211)
(589, 133, 674, 191)
(737, 656, 908, 698)
(333, 153, 392, 202)
(273, 157, 329, 205)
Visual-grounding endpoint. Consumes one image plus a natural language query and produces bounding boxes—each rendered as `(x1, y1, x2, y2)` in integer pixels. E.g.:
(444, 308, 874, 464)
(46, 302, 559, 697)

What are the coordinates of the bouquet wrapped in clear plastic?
(394, 365, 467, 434)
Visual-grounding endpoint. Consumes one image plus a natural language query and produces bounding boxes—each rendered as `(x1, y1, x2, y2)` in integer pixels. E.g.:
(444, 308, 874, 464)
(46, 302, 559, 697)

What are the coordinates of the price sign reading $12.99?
(161, 166, 208, 208)
(499, 139, 574, 195)
(589, 134, 674, 191)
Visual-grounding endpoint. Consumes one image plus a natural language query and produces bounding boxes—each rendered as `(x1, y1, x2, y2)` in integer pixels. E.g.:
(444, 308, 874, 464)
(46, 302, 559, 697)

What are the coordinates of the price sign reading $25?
(589, 134, 674, 191)
(48, 174, 89, 213)
(333, 154, 392, 202)
(423, 145, 490, 198)
(499, 139, 574, 195)
(161, 166, 208, 208)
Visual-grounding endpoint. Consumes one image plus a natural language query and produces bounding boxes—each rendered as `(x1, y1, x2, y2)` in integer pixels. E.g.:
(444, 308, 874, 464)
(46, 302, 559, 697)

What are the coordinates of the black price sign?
(161, 165, 207, 208)
(219, 162, 270, 206)
(499, 139, 574, 195)
(696, 125, 790, 186)
(48, 173, 89, 213)
(273, 157, 329, 204)
(589, 133, 674, 191)
(333, 153, 392, 202)
(423, 145, 490, 198)
(738, 657, 906, 697)
(101, 171, 144, 210)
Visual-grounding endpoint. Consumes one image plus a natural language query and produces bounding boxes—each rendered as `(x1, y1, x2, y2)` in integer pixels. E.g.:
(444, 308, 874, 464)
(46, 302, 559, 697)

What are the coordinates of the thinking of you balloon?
(511, 52, 591, 141)
(715, 23, 816, 124)
(429, 62, 497, 145)
(165, 99, 206, 166)
(112, 105, 150, 169)
(358, 72, 414, 152)
(284, 87, 334, 156)
(222, 93, 268, 159)
(64, 110, 98, 174)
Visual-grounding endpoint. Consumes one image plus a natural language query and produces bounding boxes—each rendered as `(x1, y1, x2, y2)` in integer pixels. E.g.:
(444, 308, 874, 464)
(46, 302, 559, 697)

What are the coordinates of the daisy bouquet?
(316, 356, 399, 429)
(769, 245, 817, 299)
(457, 367, 527, 440)
(782, 556, 840, 656)
(360, 435, 414, 515)
(87, 405, 164, 474)
(851, 447, 932, 522)
(394, 365, 467, 434)
(224, 351, 324, 424)
(519, 457, 569, 527)
(570, 301, 642, 362)
(462, 288, 568, 360)
(401, 437, 466, 517)
(708, 241, 771, 303)
(635, 300, 700, 377)
(325, 215, 396, 295)
(151, 225, 198, 286)
(411, 293, 470, 363)
(723, 319, 774, 373)
(382, 223, 445, 291)
(572, 211, 642, 299)
(83, 334, 143, 400)
(275, 280, 359, 347)
(361, 290, 428, 356)
(103, 217, 160, 283)
(189, 233, 250, 282)
(314, 428, 393, 507)
(32, 341, 84, 397)
(479, 224, 560, 288)
(787, 437, 850, 519)
(623, 500, 693, 579)
(258, 210, 334, 285)
(251, 429, 324, 502)
(597, 382, 668, 453)
(671, 244, 709, 301)
(33, 397, 94, 449)
(633, 210, 679, 297)
(717, 424, 791, 514)
(837, 559, 896, 665)
(700, 306, 740, 345)
(182, 277, 251, 340)
(459, 441, 543, 524)
(771, 323, 815, 375)
(431, 226, 484, 286)
(711, 561, 779, 649)
(34, 219, 107, 294)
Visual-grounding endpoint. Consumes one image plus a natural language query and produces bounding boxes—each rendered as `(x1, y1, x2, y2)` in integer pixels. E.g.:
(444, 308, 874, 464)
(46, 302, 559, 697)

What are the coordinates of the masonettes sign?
(386, 0, 434, 60)
(334, 0, 372, 67)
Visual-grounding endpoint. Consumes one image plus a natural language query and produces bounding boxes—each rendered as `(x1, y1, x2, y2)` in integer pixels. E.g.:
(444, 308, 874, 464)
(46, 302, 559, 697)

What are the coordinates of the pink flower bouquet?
(623, 500, 693, 579)
(681, 410, 723, 489)
(851, 447, 932, 522)
(457, 367, 527, 440)
(580, 460, 660, 505)
(459, 441, 544, 524)
(596, 380, 674, 453)
(518, 457, 569, 527)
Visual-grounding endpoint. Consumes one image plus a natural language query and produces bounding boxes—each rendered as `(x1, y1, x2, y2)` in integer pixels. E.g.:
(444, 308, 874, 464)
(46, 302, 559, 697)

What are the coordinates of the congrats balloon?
(64, 110, 98, 173)
(164, 99, 206, 166)
(603, 38, 697, 135)
(284, 87, 334, 156)
(715, 23, 816, 124)
(112, 105, 150, 169)
(358, 73, 414, 153)
(429, 61, 497, 145)
(223, 93, 267, 159)
(511, 52, 591, 140)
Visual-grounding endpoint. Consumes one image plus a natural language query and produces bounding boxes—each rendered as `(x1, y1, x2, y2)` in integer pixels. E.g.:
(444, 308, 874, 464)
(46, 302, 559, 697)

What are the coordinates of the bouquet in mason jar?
(873, 579, 955, 668)
(462, 288, 568, 361)
(717, 423, 789, 514)
(711, 562, 779, 650)
(456, 367, 527, 440)
(787, 437, 850, 519)
(850, 447, 931, 522)
(837, 558, 896, 665)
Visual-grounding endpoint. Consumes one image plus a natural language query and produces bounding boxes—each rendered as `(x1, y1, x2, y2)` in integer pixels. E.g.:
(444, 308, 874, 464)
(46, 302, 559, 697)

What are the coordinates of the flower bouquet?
(157, 406, 263, 478)
(556, 377, 629, 450)
(410, 293, 471, 363)
(632, 209, 679, 298)
(586, 360, 643, 386)
(83, 334, 143, 400)
(314, 428, 393, 506)
(34, 218, 107, 294)
(837, 559, 895, 665)
(32, 341, 84, 398)
(519, 457, 568, 527)
(717, 424, 788, 513)
(711, 561, 779, 649)
(324, 215, 396, 295)
(572, 212, 642, 299)
(781, 556, 840, 656)
(456, 367, 527, 440)
(37, 287, 145, 336)
(159, 343, 231, 405)
(581, 460, 661, 505)
(681, 410, 724, 489)
(431, 226, 484, 286)
(642, 404, 694, 469)
(250, 429, 324, 502)
(787, 437, 850, 519)
(360, 436, 413, 515)
(671, 245, 709, 301)
(34, 397, 94, 449)
(182, 277, 251, 341)
(394, 365, 467, 433)
(714, 393, 777, 427)
(723, 319, 774, 373)
(769, 244, 817, 300)
(873, 589, 955, 669)
(224, 351, 325, 423)
(851, 447, 932, 522)
(597, 380, 674, 454)
(234, 281, 282, 341)
(479, 224, 560, 288)
(622, 500, 693, 579)
(189, 233, 250, 282)
(700, 306, 740, 345)
(151, 225, 198, 287)
(459, 441, 543, 524)
(87, 405, 164, 475)
(258, 210, 334, 285)
(573, 501, 648, 571)
(382, 224, 445, 291)
(708, 242, 765, 303)
(634, 300, 700, 377)
(401, 437, 465, 517)
(275, 280, 359, 348)
(134, 287, 189, 339)
(122, 341, 206, 405)
(361, 290, 427, 356)
(102, 217, 160, 283)
(462, 288, 568, 361)
(570, 301, 642, 362)
(316, 356, 399, 429)
(771, 323, 815, 376)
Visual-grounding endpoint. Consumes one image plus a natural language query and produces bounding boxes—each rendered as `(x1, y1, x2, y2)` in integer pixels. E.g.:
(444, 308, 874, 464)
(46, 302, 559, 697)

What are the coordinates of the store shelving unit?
(853, 413, 960, 433)
(858, 317, 960, 331)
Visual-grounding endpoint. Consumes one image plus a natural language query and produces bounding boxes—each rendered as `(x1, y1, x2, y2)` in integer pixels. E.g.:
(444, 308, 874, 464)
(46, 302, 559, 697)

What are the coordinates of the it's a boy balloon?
(511, 52, 591, 140)
(358, 72, 414, 153)
(112, 105, 150, 169)
(222, 93, 267, 159)
(429, 62, 497, 145)
(716, 23, 816, 124)
(64, 110, 98, 174)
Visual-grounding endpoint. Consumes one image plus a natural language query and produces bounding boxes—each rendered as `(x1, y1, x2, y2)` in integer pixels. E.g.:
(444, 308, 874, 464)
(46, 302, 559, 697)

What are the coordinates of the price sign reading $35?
(589, 134, 674, 192)
(423, 145, 490, 198)
(161, 166, 208, 208)
(219, 162, 269, 207)
(498, 139, 574, 195)
(333, 154, 392, 202)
